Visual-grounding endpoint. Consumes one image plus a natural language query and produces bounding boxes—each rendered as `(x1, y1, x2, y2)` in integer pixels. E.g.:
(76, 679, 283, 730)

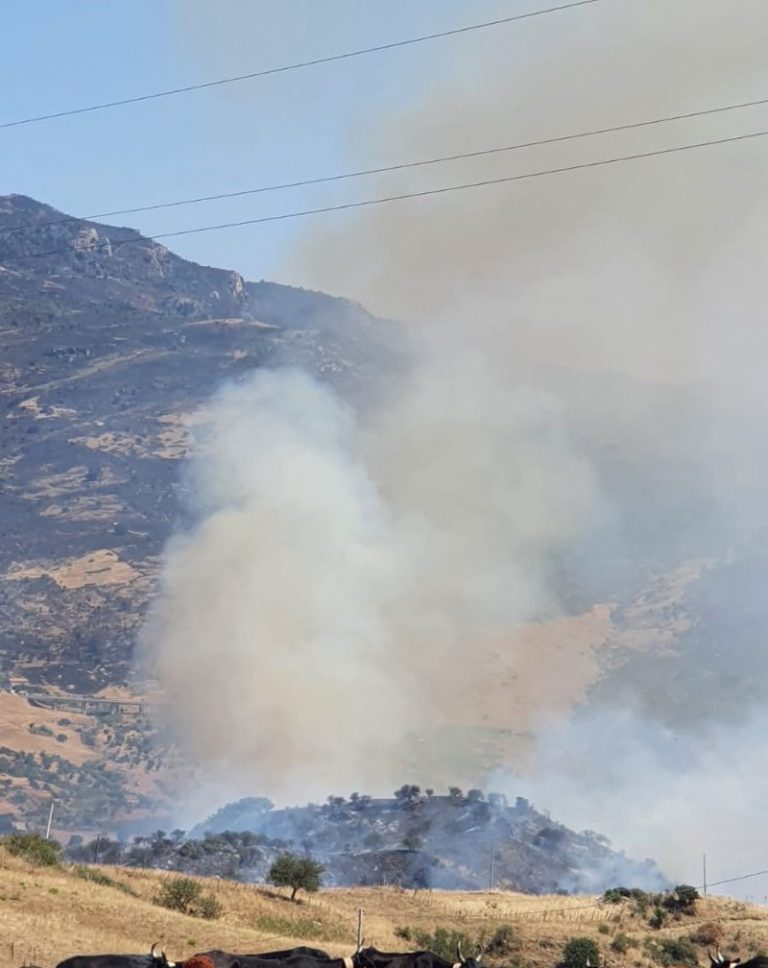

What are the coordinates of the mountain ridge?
(0, 193, 393, 690)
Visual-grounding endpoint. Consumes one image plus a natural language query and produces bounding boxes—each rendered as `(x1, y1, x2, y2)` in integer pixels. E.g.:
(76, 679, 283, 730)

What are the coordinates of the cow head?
(453, 942, 483, 968)
(150, 944, 176, 968)
(710, 950, 741, 968)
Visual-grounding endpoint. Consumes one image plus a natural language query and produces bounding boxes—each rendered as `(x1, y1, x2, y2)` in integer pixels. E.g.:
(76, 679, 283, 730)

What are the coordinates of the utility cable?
(0, 1, 598, 130)
(704, 868, 768, 890)
(3, 91, 768, 238)
(5, 127, 766, 263)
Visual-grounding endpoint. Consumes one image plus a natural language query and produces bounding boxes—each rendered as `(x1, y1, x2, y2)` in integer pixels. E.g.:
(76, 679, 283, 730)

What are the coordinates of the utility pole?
(356, 908, 364, 952)
(45, 798, 56, 840)
(703, 854, 707, 896)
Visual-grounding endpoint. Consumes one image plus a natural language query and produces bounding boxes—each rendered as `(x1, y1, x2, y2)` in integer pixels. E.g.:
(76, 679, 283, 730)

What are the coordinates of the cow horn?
(151, 944, 161, 960)
(457, 942, 465, 965)
(475, 946, 483, 964)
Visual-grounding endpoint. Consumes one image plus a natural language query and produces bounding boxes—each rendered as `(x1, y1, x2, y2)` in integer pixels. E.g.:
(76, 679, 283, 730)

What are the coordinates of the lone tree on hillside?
(267, 851, 324, 901)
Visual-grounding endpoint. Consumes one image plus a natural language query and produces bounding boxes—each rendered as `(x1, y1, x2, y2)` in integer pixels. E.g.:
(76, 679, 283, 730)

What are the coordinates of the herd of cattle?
(46, 942, 768, 968)
(52, 941, 485, 968)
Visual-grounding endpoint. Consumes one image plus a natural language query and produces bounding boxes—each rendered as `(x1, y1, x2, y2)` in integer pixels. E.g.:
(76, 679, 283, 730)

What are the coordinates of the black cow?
(244, 955, 349, 968)
(356, 943, 482, 968)
(56, 943, 176, 968)
(710, 950, 768, 968)
(195, 945, 334, 968)
(255, 952, 331, 963)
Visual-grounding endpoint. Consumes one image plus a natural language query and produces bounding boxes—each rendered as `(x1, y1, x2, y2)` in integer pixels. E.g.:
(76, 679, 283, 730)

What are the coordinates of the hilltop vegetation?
(0, 687, 662, 896)
(57, 787, 664, 895)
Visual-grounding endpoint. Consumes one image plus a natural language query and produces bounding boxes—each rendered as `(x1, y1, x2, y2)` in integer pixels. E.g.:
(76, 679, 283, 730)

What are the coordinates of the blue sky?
(1, 0, 509, 285)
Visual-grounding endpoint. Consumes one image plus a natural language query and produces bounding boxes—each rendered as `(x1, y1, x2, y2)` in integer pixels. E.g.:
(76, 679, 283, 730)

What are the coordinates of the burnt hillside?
(0, 194, 396, 690)
(180, 789, 666, 893)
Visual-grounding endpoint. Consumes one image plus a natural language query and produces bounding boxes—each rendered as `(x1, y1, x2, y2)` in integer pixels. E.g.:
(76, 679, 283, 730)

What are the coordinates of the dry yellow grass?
(5, 551, 140, 591)
(1, 851, 768, 968)
(0, 694, 95, 767)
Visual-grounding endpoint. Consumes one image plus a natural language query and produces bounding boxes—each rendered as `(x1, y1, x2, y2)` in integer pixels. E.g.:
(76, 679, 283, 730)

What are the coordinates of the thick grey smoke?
(276, 0, 768, 887)
(140, 362, 597, 809)
(288, 0, 768, 393)
(141, 370, 409, 803)
(146, 0, 768, 884)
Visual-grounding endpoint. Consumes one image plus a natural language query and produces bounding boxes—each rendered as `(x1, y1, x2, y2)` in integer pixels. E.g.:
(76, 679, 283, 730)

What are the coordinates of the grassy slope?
(0, 851, 766, 968)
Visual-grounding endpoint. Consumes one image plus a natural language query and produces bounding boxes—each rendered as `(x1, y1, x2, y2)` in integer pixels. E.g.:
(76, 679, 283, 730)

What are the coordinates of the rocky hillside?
(0, 194, 395, 690)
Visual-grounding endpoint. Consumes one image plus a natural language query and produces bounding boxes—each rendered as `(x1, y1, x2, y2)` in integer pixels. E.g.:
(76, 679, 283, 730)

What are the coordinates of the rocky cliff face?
(0, 194, 393, 690)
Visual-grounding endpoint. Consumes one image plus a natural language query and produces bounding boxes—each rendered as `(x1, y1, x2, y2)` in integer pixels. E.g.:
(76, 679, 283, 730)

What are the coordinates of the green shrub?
(420, 928, 475, 962)
(395, 926, 476, 961)
(154, 876, 221, 919)
(562, 937, 600, 968)
(486, 924, 519, 956)
(664, 885, 700, 914)
(603, 887, 654, 916)
(649, 906, 668, 930)
(645, 938, 698, 967)
(605, 885, 698, 923)
(604, 887, 648, 904)
(611, 934, 634, 954)
(3, 833, 61, 867)
(197, 893, 223, 920)
(156, 876, 202, 914)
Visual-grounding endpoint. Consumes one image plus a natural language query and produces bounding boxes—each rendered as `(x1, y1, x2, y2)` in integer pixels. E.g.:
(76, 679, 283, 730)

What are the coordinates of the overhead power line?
(705, 868, 768, 890)
(6, 127, 767, 263)
(4, 91, 768, 238)
(0, 1, 598, 131)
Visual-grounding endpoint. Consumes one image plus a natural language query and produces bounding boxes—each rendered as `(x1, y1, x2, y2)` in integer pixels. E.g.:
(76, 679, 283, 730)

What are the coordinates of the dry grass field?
(1, 850, 767, 968)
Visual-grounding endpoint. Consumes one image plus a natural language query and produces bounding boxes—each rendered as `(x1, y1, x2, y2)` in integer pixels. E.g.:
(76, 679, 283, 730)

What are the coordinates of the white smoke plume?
(139, 360, 597, 808)
(505, 707, 768, 895)
(141, 369, 408, 803)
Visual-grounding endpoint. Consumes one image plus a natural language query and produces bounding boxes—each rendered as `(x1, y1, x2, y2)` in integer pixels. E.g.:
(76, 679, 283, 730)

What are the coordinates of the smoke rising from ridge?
(507, 707, 768, 891)
(145, 0, 768, 883)
(140, 361, 597, 808)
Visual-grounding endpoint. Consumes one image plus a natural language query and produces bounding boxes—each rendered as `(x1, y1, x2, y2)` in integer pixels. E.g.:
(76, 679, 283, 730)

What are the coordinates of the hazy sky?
(1, 0, 516, 280)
